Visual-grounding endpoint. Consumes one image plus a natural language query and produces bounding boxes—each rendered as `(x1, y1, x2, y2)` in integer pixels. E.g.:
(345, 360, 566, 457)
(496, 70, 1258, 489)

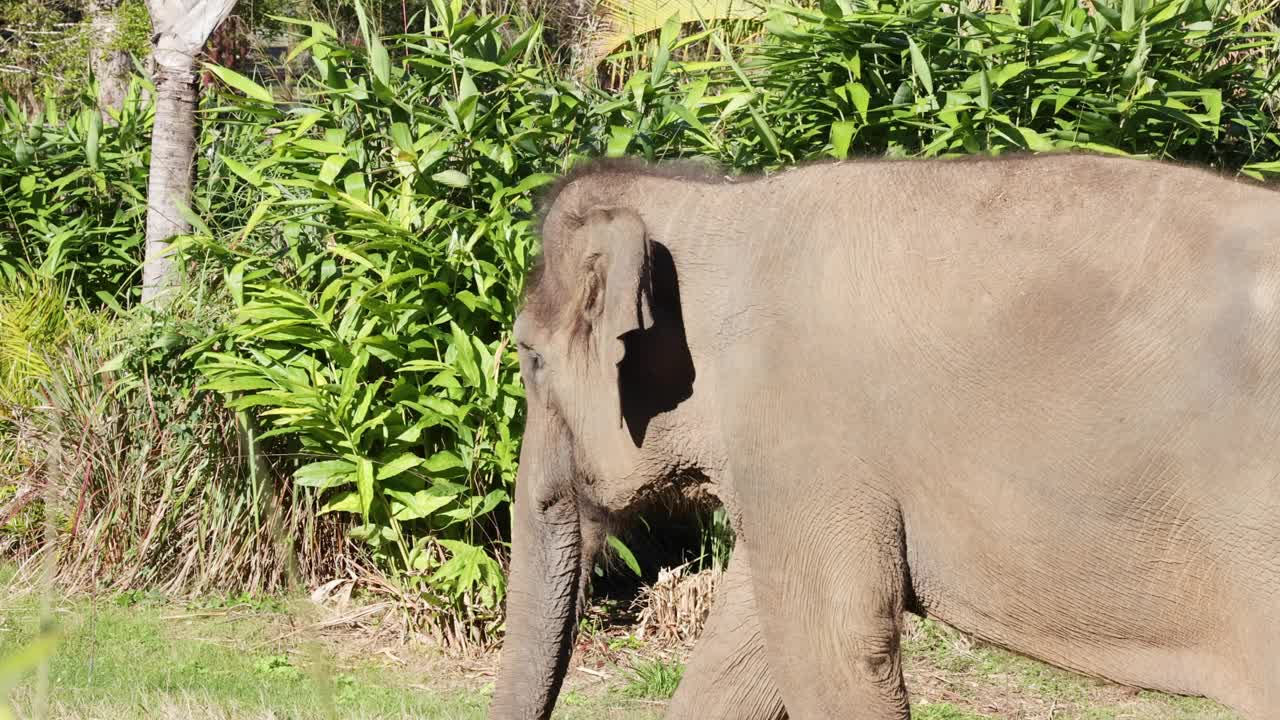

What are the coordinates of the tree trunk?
(88, 0, 132, 114)
(141, 46, 198, 305)
(140, 0, 239, 306)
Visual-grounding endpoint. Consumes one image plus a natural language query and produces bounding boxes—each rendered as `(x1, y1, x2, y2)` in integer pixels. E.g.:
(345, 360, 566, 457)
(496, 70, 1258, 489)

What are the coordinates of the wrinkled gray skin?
(489, 153, 1280, 720)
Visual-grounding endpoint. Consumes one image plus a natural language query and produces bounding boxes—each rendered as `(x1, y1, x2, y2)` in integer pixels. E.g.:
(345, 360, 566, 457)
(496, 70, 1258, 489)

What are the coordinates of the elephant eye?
(518, 343, 545, 374)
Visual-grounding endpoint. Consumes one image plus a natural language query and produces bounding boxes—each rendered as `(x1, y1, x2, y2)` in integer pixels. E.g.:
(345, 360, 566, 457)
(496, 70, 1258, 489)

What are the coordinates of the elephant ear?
(581, 207, 654, 365)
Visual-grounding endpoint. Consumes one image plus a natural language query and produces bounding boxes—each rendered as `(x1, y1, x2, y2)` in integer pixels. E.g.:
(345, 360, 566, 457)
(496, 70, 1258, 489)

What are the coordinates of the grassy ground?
(0, 588, 1239, 720)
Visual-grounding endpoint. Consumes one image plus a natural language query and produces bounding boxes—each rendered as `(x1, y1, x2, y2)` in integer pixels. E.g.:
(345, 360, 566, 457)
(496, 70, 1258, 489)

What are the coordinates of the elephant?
(487, 152, 1280, 720)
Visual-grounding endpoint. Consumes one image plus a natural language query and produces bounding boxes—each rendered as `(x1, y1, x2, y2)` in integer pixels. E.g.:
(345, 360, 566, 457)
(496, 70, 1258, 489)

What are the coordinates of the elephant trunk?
(489, 433, 582, 720)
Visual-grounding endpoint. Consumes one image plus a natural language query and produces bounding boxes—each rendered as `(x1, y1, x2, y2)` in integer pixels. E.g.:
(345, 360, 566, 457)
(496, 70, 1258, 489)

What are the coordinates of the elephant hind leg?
(1233, 626, 1280, 719)
(664, 544, 786, 720)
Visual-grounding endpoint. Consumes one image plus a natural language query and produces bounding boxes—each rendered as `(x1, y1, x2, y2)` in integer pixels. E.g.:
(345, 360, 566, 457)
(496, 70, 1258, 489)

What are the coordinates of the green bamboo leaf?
(318, 155, 347, 185)
(606, 535, 642, 576)
(451, 322, 481, 387)
(607, 125, 635, 157)
(650, 12, 680, 84)
(387, 489, 455, 520)
(240, 198, 275, 242)
(220, 155, 260, 186)
(356, 458, 375, 519)
(390, 122, 415, 158)
(352, 378, 385, 428)
(1242, 160, 1280, 178)
(348, 0, 381, 87)
(319, 490, 362, 515)
(205, 64, 274, 103)
(457, 71, 478, 128)
(1200, 89, 1222, 127)
(84, 109, 100, 168)
(1093, 1, 1121, 29)
(370, 37, 391, 86)
(294, 459, 357, 488)
(508, 173, 557, 196)
(846, 83, 870, 120)
(424, 450, 466, 475)
(293, 138, 347, 154)
(343, 172, 367, 201)
(474, 488, 506, 517)
(991, 62, 1028, 87)
(377, 452, 424, 480)
(1148, 0, 1181, 23)
(200, 376, 279, 393)
(747, 105, 780, 158)
(907, 37, 934, 97)
(432, 169, 470, 188)
(710, 31, 753, 89)
(1121, 26, 1149, 89)
(830, 120, 856, 159)
(1017, 126, 1056, 151)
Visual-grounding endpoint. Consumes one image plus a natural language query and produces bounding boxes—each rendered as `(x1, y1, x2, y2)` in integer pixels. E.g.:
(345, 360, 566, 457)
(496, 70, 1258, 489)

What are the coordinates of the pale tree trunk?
(141, 0, 239, 306)
(141, 45, 198, 304)
(88, 0, 133, 114)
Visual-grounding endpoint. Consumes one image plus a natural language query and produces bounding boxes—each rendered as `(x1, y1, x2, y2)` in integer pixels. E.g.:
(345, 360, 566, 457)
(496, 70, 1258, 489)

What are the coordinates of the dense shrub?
(0, 81, 152, 306)
(588, 0, 1280, 170)
(752, 0, 1280, 168)
(183, 4, 587, 640)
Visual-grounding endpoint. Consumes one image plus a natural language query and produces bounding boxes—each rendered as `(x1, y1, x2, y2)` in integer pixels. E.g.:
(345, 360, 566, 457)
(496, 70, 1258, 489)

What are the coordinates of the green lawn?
(0, 588, 1238, 720)
(0, 589, 663, 720)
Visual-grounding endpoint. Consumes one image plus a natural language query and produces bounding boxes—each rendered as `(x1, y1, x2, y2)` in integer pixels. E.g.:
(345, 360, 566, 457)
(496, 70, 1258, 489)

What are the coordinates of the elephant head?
(488, 167, 704, 719)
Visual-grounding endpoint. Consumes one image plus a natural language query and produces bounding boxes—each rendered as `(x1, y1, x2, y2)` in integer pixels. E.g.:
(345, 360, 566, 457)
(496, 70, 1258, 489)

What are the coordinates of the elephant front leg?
(664, 544, 787, 720)
(743, 481, 911, 720)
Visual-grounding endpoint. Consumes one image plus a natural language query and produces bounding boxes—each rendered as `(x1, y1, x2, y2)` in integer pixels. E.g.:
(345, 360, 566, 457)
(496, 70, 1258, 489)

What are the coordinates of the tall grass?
(6, 303, 359, 596)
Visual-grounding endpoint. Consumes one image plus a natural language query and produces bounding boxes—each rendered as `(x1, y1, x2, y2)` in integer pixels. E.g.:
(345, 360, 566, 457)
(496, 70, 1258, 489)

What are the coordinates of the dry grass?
(631, 562, 721, 645)
(2, 324, 367, 601)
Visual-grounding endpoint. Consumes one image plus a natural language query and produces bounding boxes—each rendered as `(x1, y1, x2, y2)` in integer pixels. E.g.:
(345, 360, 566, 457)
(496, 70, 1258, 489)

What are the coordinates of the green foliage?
(0, 275, 76, 409)
(184, 0, 590, 637)
(621, 658, 685, 699)
(109, 0, 154, 57)
(911, 704, 992, 720)
(0, 275, 109, 552)
(0, 0, 92, 102)
(591, 0, 1280, 171)
(0, 80, 152, 305)
(607, 535, 644, 576)
(253, 653, 306, 681)
(696, 505, 735, 572)
(4, 293, 354, 596)
(748, 0, 1280, 170)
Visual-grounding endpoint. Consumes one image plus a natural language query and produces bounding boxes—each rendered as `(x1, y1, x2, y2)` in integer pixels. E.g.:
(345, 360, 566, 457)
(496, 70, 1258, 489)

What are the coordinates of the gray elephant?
(488, 153, 1280, 720)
